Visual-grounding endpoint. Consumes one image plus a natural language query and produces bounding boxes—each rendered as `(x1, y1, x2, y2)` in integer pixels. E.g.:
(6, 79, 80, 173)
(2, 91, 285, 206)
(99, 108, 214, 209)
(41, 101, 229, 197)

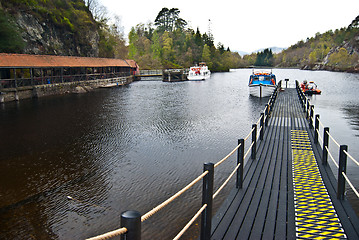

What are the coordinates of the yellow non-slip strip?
(291, 130, 347, 239)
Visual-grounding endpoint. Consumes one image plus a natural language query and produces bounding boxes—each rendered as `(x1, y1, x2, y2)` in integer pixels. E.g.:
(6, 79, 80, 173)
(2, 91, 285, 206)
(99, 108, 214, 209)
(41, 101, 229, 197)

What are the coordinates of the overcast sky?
(100, 0, 359, 53)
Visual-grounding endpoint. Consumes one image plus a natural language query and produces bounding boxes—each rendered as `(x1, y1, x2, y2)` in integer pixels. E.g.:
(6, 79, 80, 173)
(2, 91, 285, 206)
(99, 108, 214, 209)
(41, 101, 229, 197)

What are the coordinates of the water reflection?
(342, 104, 359, 135)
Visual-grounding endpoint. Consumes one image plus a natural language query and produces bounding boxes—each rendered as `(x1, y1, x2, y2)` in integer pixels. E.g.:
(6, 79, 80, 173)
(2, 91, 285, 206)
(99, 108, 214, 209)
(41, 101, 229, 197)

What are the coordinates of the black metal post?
(121, 210, 141, 240)
(309, 105, 314, 129)
(306, 100, 310, 118)
(322, 127, 329, 165)
(251, 124, 257, 160)
(237, 139, 244, 189)
(337, 145, 348, 200)
(201, 163, 214, 240)
(260, 113, 264, 140)
(314, 115, 320, 144)
(265, 104, 269, 126)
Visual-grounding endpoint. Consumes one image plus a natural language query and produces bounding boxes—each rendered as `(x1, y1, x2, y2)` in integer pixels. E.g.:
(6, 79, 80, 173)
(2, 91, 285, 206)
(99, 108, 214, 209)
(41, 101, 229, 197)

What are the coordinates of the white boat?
(187, 62, 211, 81)
(248, 70, 277, 98)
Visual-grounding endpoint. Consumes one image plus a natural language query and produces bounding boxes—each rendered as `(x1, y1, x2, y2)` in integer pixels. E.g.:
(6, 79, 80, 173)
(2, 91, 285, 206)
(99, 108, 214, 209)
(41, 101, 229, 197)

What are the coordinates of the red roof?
(0, 53, 137, 68)
(125, 59, 139, 69)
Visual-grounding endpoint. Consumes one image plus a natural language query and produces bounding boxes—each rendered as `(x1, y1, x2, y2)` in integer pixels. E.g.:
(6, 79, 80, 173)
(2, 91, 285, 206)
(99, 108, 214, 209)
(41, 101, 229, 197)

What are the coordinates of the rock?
(13, 10, 99, 56)
(74, 86, 87, 94)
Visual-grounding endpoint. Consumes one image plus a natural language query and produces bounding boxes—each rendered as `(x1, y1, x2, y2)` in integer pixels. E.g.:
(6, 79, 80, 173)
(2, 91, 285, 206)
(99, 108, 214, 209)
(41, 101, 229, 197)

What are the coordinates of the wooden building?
(0, 53, 139, 89)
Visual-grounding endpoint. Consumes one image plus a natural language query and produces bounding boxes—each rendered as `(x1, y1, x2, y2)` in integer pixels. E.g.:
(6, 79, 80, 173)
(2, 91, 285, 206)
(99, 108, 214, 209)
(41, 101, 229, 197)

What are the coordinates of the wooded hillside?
(127, 8, 242, 71)
(0, 0, 127, 58)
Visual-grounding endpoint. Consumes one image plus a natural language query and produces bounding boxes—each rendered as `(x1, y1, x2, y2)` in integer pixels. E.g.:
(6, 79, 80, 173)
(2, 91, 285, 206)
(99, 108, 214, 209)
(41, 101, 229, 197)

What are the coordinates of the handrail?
(318, 117, 325, 129)
(316, 129, 323, 145)
(244, 127, 254, 141)
(213, 162, 241, 199)
(87, 83, 280, 240)
(326, 146, 339, 169)
(86, 227, 128, 240)
(141, 170, 209, 222)
(214, 143, 241, 168)
(342, 172, 359, 198)
(0, 72, 132, 89)
(344, 150, 359, 167)
(173, 204, 207, 240)
(327, 131, 341, 148)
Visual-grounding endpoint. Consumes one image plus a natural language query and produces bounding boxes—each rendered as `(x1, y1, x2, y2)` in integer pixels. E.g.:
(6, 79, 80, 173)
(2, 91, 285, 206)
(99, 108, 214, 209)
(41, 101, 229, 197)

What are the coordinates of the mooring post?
(201, 162, 214, 240)
(314, 114, 320, 144)
(322, 127, 330, 165)
(260, 113, 264, 140)
(237, 139, 244, 189)
(309, 105, 314, 129)
(337, 145, 348, 200)
(251, 124, 257, 160)
(120, 210, 141, 240)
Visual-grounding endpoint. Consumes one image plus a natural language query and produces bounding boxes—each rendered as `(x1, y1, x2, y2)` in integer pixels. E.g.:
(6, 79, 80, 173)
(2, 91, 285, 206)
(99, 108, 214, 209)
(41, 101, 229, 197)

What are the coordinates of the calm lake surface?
(1, 69, 358, 239)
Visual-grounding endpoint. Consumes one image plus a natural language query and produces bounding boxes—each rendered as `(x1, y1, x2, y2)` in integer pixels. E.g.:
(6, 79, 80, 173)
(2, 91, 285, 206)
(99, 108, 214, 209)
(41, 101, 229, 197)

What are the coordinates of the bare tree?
(84, 0, 108, 22)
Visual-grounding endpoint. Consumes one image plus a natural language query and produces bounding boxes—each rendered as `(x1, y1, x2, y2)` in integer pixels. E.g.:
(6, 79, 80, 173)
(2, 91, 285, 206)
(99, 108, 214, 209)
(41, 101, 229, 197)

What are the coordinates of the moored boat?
(248, 70, 276, 98)
(187, 62, 211, 81)
(300, 80, 321, 95)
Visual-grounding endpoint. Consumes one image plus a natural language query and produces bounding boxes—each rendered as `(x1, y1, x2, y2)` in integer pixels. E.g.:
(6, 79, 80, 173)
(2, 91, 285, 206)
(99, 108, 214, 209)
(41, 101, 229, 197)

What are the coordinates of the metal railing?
(0, 72, 131, 89)
(137, 70, 163, 76)
(137, 69, 190, 76)
(86, 83, 281, 240)
(295, 80, 359, 200)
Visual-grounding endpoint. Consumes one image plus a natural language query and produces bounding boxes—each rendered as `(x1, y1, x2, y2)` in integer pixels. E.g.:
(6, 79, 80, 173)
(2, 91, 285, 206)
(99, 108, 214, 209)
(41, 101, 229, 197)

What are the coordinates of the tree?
(255, 48, 273, 66)
(151, 31, 162, 60)
(162, 31, 174, 62)
(202, 44, 212, 68)
(0, 9, 24, 53)
(154, 8, 187, 32)
(86, 0, 108, 22)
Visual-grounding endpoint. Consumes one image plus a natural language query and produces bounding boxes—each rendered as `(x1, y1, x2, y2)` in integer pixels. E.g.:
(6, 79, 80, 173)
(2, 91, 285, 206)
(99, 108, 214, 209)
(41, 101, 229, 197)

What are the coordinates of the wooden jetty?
(87, 81, 359, 240)
(136, 69, 188, 82)
(211, 85, 359, 239)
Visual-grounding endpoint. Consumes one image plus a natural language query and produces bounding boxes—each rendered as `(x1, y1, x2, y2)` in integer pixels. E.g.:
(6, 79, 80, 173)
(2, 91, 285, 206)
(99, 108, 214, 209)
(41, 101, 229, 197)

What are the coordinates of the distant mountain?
(235, 47, 285, 56)
(253, 47, 286, 54)
(235, 50, 250, 56)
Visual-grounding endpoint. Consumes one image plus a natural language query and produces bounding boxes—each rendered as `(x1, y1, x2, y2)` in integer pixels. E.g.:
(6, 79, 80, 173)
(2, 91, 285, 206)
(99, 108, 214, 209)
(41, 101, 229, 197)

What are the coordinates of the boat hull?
(249, 84, 276, 97)
(187, 74, 210, 81)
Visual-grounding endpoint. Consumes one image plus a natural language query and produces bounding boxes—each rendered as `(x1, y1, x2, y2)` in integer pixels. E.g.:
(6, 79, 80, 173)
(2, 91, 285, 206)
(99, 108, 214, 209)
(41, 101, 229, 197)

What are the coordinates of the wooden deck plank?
(211, 88, 359, 240)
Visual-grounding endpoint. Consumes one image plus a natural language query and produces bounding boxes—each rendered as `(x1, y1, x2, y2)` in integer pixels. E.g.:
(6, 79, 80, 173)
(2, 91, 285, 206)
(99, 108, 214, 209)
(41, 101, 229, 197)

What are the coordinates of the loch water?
(1, 69, 358, 239)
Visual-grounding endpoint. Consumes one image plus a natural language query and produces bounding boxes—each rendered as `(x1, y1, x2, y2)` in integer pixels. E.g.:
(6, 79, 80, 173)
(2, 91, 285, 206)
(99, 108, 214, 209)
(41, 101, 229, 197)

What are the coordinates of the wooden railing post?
(251, 124, 257, 160)
(237, 139, 244, 189)
(201, 162, 214, 240)
(121, 210, 141, 240)
(322, 127, 329, 165)
(337, 145, 348, 200)
(314, 114, 320, 144)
